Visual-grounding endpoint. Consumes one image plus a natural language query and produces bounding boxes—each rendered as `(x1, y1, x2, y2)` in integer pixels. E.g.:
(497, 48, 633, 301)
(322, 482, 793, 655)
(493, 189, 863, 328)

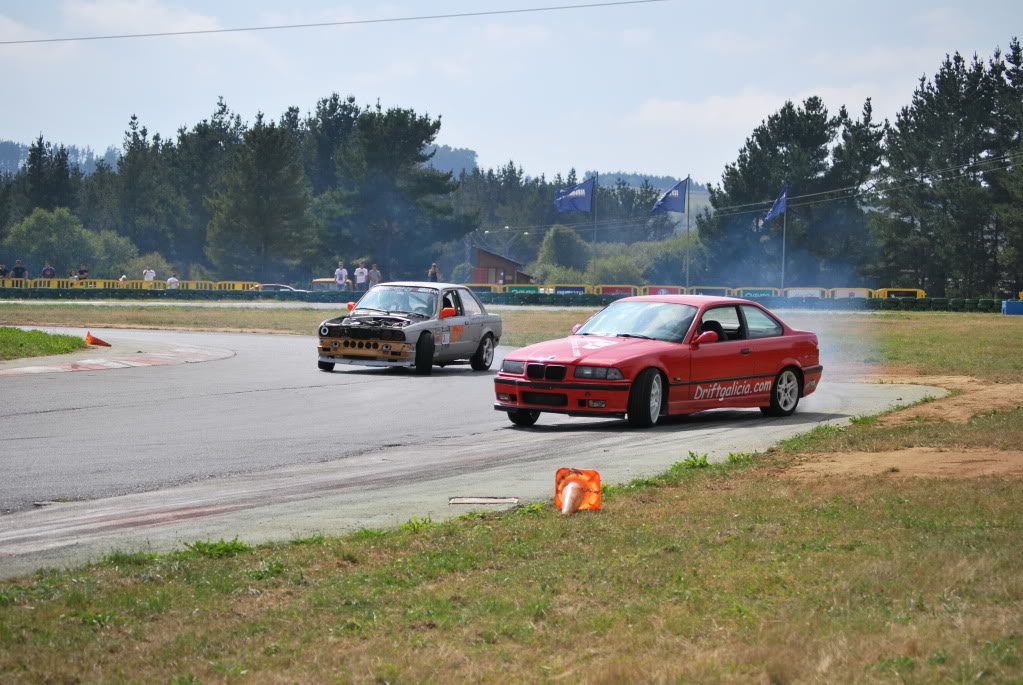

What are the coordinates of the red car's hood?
(511, 335, 679, 366)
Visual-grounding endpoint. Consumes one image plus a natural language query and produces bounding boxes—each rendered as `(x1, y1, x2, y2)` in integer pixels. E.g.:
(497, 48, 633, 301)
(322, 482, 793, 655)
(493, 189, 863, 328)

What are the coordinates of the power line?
(0, 0, 669, 46)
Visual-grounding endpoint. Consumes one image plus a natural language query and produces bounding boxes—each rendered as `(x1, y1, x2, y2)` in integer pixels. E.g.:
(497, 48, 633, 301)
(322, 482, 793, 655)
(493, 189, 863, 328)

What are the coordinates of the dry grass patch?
(1, 461, 1021, 683)
(0, 303, 597, 349)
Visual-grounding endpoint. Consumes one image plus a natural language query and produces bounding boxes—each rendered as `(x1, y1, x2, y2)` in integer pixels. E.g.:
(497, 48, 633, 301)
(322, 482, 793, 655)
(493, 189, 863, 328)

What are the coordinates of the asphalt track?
(0, 327, 941, 579)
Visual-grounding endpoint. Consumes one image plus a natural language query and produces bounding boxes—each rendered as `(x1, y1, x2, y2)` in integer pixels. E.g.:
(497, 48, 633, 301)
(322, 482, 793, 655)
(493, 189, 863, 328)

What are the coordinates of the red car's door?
(739, 304, 790, 379)
(688, 305, 756, 406)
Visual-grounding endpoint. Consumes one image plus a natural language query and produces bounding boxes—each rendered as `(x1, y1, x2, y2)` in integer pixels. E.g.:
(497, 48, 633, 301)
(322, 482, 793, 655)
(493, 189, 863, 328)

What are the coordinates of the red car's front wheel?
(627, 368, 663, 428)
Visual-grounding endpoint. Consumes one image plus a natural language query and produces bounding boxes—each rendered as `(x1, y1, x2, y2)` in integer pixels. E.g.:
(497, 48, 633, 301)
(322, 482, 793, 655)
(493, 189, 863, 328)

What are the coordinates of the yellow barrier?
(216, 281, 261, 291)
(783, 287, 827, 298)
(687, 286, 731, 296)
(830, 287, 873, 299)
(550, 283, 591, 294)
(0, 277, 31, 289)
(596, 284, 638, 296)
(732, 286, 780, 297)
(29, 278, 76, 289)
(875, 288, 926, 298)
(642, 285, 685, 295)
(176, 280, 216, 290)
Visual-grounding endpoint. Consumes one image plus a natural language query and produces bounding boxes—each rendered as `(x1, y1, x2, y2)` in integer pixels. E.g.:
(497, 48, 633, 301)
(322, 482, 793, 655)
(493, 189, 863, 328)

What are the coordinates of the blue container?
(1002, 300, 1023, 315)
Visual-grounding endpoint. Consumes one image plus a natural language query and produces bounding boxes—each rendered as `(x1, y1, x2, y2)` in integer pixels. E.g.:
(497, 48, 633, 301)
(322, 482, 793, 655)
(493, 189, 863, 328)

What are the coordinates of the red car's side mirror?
(691, 330, 718, 348)
(571, 323, 583, 334)
(346, 301, 356, 311)
(440, 307, 457, 319)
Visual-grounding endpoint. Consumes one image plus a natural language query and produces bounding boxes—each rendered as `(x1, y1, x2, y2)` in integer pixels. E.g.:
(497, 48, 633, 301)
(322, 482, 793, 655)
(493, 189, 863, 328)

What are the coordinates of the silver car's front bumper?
(319, 355, 415, 368)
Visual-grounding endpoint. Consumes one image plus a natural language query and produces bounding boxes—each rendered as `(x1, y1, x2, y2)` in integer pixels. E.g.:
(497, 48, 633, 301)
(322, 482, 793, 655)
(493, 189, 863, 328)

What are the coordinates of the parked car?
(493, 295, 822, 428)
(317, 282, 503, 373)
(308, 278, 345, 290)
(250, 283, 309, 292)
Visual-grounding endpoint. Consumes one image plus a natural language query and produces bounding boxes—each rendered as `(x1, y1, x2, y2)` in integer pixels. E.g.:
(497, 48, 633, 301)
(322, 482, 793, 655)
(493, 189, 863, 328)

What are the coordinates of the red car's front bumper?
(493, 374, 632, 417)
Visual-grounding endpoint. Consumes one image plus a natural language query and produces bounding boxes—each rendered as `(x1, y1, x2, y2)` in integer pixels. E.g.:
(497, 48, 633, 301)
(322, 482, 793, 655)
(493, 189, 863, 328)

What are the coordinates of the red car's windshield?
(577, 301, 698, 343)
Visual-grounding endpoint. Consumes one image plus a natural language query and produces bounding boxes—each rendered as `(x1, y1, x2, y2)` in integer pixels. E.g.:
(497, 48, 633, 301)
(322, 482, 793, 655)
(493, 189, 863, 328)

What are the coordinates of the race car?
(317, 282, 503, 374)
(494, 295, 822, 428)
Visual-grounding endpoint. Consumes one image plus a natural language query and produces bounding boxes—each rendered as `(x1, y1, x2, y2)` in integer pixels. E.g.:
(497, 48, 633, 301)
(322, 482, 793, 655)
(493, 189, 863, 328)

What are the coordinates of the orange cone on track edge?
(555, 468, 601, 515)
(84, 332, 111, 347)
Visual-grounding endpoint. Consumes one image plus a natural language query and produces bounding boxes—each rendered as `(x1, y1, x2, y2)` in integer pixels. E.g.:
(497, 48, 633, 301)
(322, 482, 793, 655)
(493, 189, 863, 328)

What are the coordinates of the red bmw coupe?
(494, 295, 822, 428)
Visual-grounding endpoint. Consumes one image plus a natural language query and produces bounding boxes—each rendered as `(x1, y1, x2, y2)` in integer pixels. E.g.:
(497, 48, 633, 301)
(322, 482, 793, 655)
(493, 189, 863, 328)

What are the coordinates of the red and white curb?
(0, 345, 234, 376)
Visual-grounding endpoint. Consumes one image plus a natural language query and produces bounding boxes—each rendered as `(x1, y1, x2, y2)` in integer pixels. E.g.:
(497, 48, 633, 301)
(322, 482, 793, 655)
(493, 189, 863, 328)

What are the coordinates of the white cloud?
(805, 45, 937, 76)
(632, 89, 784, 130)
(621, 28, 651, 46)
(481, 23, 549, 47)
(0, 14, 80, 64)
(915, 7, 977, 39)
(63, 0, 222, 34)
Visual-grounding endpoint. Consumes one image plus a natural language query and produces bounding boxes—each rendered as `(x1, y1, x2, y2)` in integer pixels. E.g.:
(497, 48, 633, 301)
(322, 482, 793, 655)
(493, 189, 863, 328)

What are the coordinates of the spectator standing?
(427, 263, 440, 282)
(334, 261, 348, 291)
(0, 264, 7, 278)
(68, 270, 78, 282)
(77, 264, 89, 280)
(354, 262, 369, 291)
(11, 260, 27, 279)
(369, 263, 382, 288)
(40, 262, 56, 278)
(142, 265, 156, 281)
(167, 273, 179, 289)
(118, 275, 128, 286)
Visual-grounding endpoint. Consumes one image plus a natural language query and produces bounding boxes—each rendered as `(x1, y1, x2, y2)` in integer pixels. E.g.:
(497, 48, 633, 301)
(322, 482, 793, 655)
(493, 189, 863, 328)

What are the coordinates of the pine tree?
(206, 114, 316, 280)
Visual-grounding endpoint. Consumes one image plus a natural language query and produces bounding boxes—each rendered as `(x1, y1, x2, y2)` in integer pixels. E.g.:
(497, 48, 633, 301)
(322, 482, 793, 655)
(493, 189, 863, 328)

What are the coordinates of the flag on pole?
(650, 177, 688, 213)
(554, 177, 595, 212)
(764, 181, 788, 222)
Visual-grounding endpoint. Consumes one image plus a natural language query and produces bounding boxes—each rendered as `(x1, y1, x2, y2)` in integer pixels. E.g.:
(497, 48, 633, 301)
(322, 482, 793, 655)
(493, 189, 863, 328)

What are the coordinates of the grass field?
(1, 307, 1022, 682)
(0, 326, 86, 361)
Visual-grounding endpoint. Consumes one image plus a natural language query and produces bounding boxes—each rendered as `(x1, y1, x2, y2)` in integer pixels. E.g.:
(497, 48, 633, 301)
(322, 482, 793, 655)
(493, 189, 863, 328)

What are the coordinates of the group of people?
(0, 260, 80, 280)
(0, 261, 181, 287)
(334, 261, 382, 291)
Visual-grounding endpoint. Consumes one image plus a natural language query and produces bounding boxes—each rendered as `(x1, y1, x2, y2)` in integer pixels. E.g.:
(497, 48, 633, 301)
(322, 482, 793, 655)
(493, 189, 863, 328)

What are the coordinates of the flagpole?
(781, 210, 787, 290)
(685, 174, 691, 289)
(592, 173, 598, 286)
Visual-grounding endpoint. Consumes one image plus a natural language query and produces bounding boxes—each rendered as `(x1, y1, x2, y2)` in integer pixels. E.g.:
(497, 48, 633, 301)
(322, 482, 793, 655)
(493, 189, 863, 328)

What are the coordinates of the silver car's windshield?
(353, 285, 438, 318)
(577, 301, 698, 343)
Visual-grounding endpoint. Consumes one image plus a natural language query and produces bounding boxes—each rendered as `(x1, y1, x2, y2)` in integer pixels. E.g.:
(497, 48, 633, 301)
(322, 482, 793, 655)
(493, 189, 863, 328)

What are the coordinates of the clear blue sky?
(1, 0, 1020, 184)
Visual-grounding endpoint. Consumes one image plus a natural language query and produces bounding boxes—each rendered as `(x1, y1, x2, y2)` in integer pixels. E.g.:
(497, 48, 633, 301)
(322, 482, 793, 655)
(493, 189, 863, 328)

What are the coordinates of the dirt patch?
(790, 447, 1023, 479)
(867, 375, 1023, 426)
(789, 373, 1023, 479)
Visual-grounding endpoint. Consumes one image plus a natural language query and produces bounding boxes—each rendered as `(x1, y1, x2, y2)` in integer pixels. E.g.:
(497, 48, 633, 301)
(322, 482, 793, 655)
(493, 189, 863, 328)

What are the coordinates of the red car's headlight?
(501, 359, 525, 374)
(574, 366, 625, 380)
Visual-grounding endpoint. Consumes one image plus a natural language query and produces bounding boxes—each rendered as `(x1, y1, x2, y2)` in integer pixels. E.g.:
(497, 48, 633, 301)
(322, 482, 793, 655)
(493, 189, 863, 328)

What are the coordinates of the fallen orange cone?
(84, 332, 111, 347)
(555, 468, 601, 515)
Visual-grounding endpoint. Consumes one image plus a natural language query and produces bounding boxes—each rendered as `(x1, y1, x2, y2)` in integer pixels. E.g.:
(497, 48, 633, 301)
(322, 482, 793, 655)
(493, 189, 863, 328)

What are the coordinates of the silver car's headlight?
(574, 366, 625, 380)
(319, 325, 330, 336)
(501, 359, 525, 374)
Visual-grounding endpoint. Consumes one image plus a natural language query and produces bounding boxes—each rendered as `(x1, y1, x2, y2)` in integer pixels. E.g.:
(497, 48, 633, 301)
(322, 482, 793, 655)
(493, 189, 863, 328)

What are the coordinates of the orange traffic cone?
(84, 332, 111, 347)
(555, 468, 601, 515)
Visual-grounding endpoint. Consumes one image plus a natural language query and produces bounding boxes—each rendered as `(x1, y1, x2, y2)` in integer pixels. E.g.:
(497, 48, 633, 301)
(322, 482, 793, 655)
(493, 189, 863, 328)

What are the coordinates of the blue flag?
(651, 177, 688, 213)
(554, 177, 595, 212)
(764, 181, 788, 222)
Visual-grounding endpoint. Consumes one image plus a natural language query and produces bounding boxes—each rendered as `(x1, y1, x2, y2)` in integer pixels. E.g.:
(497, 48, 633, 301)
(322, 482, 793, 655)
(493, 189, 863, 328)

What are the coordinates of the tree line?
(1, 37, 1020, 295)
(0, 96, 673, 285)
